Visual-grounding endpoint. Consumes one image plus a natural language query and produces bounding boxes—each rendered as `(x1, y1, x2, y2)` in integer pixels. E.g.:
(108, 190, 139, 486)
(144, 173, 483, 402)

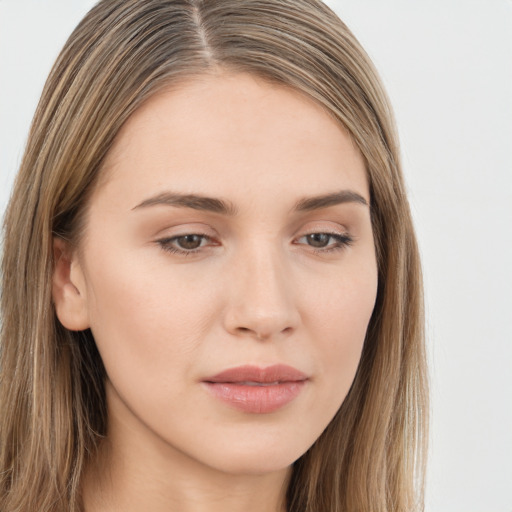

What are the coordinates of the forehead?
(97, 71, 369, 208)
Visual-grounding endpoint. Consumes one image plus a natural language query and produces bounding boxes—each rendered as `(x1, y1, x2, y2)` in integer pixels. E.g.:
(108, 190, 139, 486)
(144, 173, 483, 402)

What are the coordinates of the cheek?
(81, 249, 220, 384)
(305, 258, 377, 400)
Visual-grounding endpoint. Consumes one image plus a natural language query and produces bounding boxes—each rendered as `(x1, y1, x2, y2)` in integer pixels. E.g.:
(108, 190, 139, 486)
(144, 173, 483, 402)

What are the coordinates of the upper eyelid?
(296, 231, 351, 239)
(159, 232, 213, 239)
(298, 227, 348, 235)
(155, 227, 351, 240)
(152, 216, 349, 234)
(157, 233, 214, 245)
(154, 225, 217, 242)
(295, 227, 352, 240)
(293, 217, 350, 233)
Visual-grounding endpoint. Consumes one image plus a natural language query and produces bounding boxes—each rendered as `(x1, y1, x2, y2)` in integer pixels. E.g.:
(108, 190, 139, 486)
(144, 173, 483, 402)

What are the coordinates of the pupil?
(308, 233, 329, 247)
(178, 235, 202, 250)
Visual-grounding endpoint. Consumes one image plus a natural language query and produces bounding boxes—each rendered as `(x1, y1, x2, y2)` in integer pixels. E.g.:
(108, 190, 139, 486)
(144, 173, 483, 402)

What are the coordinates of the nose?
(222, 243, 300, 341)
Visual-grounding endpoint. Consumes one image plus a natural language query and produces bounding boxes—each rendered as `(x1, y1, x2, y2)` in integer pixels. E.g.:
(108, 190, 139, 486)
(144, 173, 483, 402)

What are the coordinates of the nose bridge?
(224, 238, 299, 339)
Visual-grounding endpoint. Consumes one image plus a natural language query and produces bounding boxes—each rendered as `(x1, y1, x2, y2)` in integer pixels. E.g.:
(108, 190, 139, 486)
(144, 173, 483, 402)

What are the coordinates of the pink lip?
(203, 365, 308, 414)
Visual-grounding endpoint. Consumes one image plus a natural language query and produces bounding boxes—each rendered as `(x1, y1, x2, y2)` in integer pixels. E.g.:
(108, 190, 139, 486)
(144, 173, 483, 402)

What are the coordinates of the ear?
(52, 237, 90, 331)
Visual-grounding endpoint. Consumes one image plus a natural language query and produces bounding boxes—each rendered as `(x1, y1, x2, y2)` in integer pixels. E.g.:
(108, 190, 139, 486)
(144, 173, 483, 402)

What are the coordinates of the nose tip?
(225, 309, 298, 342)
(222, 249, 300, 341)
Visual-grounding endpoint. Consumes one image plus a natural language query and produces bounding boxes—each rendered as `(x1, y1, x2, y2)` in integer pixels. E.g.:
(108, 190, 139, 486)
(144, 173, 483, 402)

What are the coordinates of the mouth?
(203, 364, 308, 414)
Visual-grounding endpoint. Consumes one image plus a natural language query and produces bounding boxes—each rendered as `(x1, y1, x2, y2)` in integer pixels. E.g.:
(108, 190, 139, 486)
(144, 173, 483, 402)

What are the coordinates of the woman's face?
(56, 72, 377, 475)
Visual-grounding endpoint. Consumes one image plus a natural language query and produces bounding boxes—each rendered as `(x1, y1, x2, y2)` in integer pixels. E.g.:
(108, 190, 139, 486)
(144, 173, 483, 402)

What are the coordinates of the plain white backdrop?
(1, 1, 511, 511)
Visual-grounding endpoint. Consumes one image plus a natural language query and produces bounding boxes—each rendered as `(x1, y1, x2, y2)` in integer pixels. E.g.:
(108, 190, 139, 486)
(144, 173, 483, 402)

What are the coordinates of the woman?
(0, 0, 428, 511)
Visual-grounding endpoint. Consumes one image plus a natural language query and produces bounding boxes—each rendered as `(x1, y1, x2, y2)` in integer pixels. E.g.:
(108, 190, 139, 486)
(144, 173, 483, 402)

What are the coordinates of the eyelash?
(294, 232, 354, 254)
(157, 234, 213, 256)
(156, 232, 354, 256)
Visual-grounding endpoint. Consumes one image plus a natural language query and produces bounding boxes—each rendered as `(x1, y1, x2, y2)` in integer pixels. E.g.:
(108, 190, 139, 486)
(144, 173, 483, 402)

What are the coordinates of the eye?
(174, 234, 207, 250)
(304, 233, 332, 248)
(295, 232, 353, 252)
(157, 234, 213, 254)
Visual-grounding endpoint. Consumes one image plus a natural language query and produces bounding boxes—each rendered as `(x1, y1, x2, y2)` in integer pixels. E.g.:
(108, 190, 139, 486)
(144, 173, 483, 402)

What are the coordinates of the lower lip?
(203, 381, 306, 414)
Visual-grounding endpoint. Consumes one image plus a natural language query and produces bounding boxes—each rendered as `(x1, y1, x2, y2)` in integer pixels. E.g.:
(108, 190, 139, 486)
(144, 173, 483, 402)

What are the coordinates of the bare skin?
(53, 71, 377, 512)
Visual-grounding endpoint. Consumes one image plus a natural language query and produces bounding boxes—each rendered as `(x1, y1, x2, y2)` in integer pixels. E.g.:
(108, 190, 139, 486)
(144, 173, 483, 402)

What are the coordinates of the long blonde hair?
(0, 1, 428, 510)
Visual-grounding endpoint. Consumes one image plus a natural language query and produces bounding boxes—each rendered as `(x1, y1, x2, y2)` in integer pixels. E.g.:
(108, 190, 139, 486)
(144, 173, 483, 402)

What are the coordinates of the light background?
(1, 1, 511, 511)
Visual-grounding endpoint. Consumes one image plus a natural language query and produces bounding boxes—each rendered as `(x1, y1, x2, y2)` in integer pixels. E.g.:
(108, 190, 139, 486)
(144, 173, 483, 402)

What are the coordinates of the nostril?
(234, 325, 294, 341)
(237, 326, 266, 340)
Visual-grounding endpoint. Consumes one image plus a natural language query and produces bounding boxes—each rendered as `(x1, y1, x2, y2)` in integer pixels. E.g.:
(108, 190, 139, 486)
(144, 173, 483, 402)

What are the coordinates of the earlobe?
(52, 237, 90, 331)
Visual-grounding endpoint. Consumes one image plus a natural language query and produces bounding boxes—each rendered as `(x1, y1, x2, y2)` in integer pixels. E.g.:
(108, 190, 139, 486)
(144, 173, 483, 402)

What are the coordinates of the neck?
(82, 443, 290, 512)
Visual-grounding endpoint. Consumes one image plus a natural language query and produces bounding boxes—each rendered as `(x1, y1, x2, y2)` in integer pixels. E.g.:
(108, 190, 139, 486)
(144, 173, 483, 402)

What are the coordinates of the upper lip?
(204, 364, 308, 384)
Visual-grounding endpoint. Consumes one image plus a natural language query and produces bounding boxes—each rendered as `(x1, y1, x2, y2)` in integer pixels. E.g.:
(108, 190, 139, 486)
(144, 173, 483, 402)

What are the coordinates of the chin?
(194, 430, 315, 476)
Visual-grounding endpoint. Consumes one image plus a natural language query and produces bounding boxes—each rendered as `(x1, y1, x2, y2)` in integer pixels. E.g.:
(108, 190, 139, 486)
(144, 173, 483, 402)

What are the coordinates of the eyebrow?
(294, 190, 369, 211)
(132, 189, 368, 215)
(132, 192, 238, 215)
